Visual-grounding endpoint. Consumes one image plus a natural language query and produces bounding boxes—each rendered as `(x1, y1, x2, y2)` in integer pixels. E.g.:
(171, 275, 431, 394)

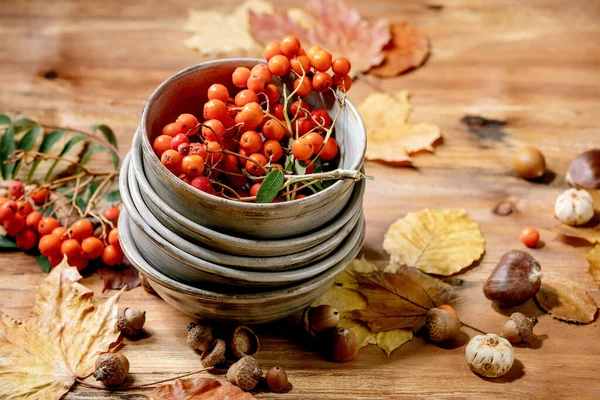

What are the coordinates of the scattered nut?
(566, 149, 600, 189)
(187, 322, 214, 352)
(229, 325, 260, 359)
(466, 333, 514, 378)
(303, 305, 340, 337)
(266, 366, 289, 392)
(555, 188, 595, 226)
(501, 312, 538, 344)
(513, 146, 546, 180)
(425, 306, 461, 343)
(200, 339, 227, 368)
(93, 352, 130, 386)
(330, 327, 358, 363)
(227, 355, 263, 391)
(117, 308, 146, 336)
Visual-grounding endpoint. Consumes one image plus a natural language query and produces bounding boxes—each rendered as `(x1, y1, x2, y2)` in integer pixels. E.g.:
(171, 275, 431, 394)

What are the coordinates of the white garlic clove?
(555, 188, 595, 226)
(465, 333, 514, 378)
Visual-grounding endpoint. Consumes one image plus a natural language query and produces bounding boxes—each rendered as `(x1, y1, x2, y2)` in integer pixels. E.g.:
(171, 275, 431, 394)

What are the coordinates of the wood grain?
(1, 0, 600, 398)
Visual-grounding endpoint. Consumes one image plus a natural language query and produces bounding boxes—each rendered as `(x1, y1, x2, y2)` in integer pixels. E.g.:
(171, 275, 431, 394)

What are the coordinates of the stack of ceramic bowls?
(119, 59, 367, 324)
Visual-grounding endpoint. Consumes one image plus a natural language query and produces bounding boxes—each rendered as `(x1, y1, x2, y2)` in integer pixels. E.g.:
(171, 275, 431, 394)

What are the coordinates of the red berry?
(153, 135, 173, 156)
(319, 138, 338, 161)
(268, 55, 290, 77)
(311, 49, 333, 72)
(61, 239, 82, 259)
(332, 57, 351, 75)
(16, 229, 37, 250)
(39, 234, 61, 257)
(311, 109, 332, 128)
(292, 138, 313, 161)
(280, 35, 301, 58)
(264, 84, 281, 104)
(103, 207, 120, 222)
(102, 244, 124, 266)
(262, 140, 284, 162)
(263, 42, 283, 61)
(245, 153, 268, 176)
(251, 64, 272, 84)
(290, 100, 311, 117)
(312, 72, 333, 93)
(38, 217, 59, 236)
(205, 141, 224, 167)
(232, 67, 251, 88)
(207, 84, 229, 102)
(108, 228, 119, 246)
(161, 149, 182, 171)
(81, 237, 104, 259)
(238, 103, 264, 130)
(247, 73, 266, 93)
(176, 114, 200, 135)
(295, 118, 314, 136)
(162, 122, 181, 137)
(52, 226, 68, 242)
(333, 74, 352, 92)
(30, 188, 49, 205)
(191, 177, 216, 195)
(71, 219, 94, 241)
(520, 227, 540, 248)
(262, 119, 286, 141)
(181, 155, 205, 177)
(290, 55, 311, 75)
(271, 103, 285, 120)
(304, 132, 324, 153)
(48, 253, 64, 267)
(235, 89, 259, 107)
(203, 99, 228, 121)
(293, 76, 313, 96)
(240, 131, 263, 154)
(189, 143, 207, 159)
(170, 133, 190, 151)
(4, 213, 25, 237)
(306, 45, 322, 61)
(8, 181, 24, 198)
(0, 200, 18, 220)
(250, 183, 261, 197)
(26, 211, 42, 230)
(226, 172, 248, 189)
(16, 199, 33, 216)
(68, 255, 88, 271)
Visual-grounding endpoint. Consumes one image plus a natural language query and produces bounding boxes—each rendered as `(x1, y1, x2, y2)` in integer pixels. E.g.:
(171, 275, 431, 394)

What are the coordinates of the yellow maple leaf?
(358, 91, 441, 165)
(584, 245, 600, 285)
(0, 258, 124, 399)
(383, 208, 485, 276)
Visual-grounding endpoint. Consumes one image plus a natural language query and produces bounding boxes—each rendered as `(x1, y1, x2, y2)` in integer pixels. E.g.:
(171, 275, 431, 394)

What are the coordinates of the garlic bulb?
(466, 334, 514, 378)
(554, 188, 595, 226)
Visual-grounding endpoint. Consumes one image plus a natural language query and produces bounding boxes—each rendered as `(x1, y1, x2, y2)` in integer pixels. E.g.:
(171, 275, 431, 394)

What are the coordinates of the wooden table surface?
(1, 0, 600, 398)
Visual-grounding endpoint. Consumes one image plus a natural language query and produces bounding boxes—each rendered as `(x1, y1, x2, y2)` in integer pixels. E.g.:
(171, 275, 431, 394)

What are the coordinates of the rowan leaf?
(27, 130, 65, 181)
(13, 125, 43, 177)
(92, 124, 119, 168)
(535, 272, 598, 323)
(35, 255, 52, 273)
(256, 169, 284, 203)
(249, 0, 391, 74)
(358, 91, 441, 165)
(370, 22, 430, 77)
(149, 377, 256, 400)
(383, 208, 485, 276)
(0, 235, 19, 250)
(0, 258, 124, 399)
(0, 124, 16, 180)
(45, 134, 86, 181)
(13, 117, 37, 134)
(104, 190, 122, 203)
(97, 266, 141, 293)
(585, 245, 600, 286)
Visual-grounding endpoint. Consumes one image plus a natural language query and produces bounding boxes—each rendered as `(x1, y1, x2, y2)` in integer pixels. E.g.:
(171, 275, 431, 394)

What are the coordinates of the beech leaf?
(249, 0, 391, 74)
(535, 272, 598, 323)
(97, 265, 141, 293)
(256, 169, 284, 203)
(383, 208, 485, 276)
(358, 91, 441, 165)
(149, 377, 256, 400)
(553, 221, 600, 244)
(0, 257, 124, 399)
(585, 245, 600, 286)
(370, 22, 430, 77)
(351, 267, 457, 332)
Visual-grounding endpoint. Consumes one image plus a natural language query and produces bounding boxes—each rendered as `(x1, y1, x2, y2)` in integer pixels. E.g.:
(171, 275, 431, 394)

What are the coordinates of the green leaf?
(35, 255, 52, 273)
(0, 235, 19, 250)
(93, 124, 120, 169)
(293, 159, 307, 175)
(284, 155, 294, 174)
(256, 169, 284, 203)
(27, 130, 65, 181)
(43, 205, 54, 216)
(0, 114, 11, 126)
(80, 181, 99, 208)
(104, 190, 121, 203)
(0, 124, 16, 180)
(45, 134, 86, 181)
(76, 196, 86, 211)
(13, 118, 37, 134)
(78, 144, 106, 170)
(13, 125, 43, 177)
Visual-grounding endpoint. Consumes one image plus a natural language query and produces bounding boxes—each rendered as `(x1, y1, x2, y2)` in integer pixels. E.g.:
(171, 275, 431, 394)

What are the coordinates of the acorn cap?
(426, 308, 461, 343)
(187, 322, 214, 352)
(229, 325, 259, 359)
(117, 308, 146, 336)
(200, 339, 226, 368)
(227, 355, 262, 391)
(510, 312, 537, 344)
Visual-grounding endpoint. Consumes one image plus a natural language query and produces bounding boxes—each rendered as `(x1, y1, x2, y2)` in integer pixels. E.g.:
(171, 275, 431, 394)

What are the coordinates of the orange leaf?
(535, 272, 598, 324)
(149, 377, 256, 400)
(370, 22, 430, 77)
(249, 0, 391, 73)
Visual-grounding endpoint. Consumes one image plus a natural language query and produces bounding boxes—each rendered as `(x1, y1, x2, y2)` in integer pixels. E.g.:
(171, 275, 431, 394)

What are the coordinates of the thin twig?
(74, 367, 214, 390)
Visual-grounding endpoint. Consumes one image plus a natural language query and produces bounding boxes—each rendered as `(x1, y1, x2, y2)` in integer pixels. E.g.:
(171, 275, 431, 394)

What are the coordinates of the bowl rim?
(140, 57, 367, 210)
(131, 131, 366, 253)
(119, 209, 365, 301)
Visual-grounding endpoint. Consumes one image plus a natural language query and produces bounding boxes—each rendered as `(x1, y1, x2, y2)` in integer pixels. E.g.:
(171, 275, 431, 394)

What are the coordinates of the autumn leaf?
(185, 0, 274, 56)
(0, 257, 123, 399)
(358, 91, 441, 165)
(149, 377, 255, 400)
(383, 208, 485, 276)
(370, 22, 430, 77)
(340, 318, 412, 357)
(249, 0, 391, 74)
(351, 266, 457, 332)
(535, 272, 598, 323)
(97, 265, 141, 293)
(585, 245, 600, 285)
(553, 221, 600, 244)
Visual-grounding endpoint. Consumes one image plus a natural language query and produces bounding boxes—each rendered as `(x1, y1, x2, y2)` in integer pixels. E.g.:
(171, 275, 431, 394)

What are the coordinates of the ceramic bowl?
(119, 210, 365, 323)
(120, 152, 363, 271)
(138, 58, 366, 239)
(130, 131, 365, 257)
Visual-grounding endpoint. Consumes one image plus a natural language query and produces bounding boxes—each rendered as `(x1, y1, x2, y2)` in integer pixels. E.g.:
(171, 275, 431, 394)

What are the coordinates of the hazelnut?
(303, 305, 340, 337)
(425, 306, 461, 343)
(266, 366, 289, 392)
(93, 352, 129, 386)
(229, 325, 260, 359)
(466, 334, 514, 378)
(200, 339, 226, 368)
(187, 322, 214, 352)
(501, 312, 538, 344)
(227, 355, 262, 391)
(555, 188, 595, 226)
(513, 146, 546, 180)
(329, 327, 358, 363)
(483, 250, 542, 307)
(566, 149, 600, 189)
(117, 308, 146, 336)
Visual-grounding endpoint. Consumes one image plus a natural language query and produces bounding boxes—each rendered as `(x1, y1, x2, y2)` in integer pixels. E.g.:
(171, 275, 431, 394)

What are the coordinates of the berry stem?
(282, 168, 372, 190)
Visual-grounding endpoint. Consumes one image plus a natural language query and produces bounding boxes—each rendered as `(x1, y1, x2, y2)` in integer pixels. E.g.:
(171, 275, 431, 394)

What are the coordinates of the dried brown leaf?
(249, 0, 391, 73)
(535, 272, 598, 324)
(149, 377, 255, 400)
(358, 91, 441, 165)
(0, 257, 123, 399)
(351, 266, 457, 332)
(370, 22, 430, 77)
(585, 245, 600, 285)
(97, 265, 141, 293)
(553, 221, 600, 244)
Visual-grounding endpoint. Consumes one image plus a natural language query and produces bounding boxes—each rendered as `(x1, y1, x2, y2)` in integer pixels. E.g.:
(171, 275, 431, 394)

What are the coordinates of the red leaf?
(370, 22, 430, 77)
(97, 265, 140, 293)
(149, 377, 256, 400)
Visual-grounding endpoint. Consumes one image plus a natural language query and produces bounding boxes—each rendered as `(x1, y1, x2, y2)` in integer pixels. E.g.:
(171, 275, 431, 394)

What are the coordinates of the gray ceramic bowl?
(138, 58, 366, 239)
(119, 210, 365, 323)
(121, 152, 363, 271)
(130, 131, 365, 257)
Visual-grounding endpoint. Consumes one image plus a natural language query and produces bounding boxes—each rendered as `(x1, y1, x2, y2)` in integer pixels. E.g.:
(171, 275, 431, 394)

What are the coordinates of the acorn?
(329, 327, 358, 363)
(501, 312, 538, 344)
(229, 325, 259, 359)
(187, 322, 214, 352)
(266, 366, 289, 392)
(93, 352, 129, 386)
(117, 308, 146, 336)
(200, 339, 226, 368)
(303, 305, 340, 337)
(425, 306, 461, 343)
(227, 355, 263, 391)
